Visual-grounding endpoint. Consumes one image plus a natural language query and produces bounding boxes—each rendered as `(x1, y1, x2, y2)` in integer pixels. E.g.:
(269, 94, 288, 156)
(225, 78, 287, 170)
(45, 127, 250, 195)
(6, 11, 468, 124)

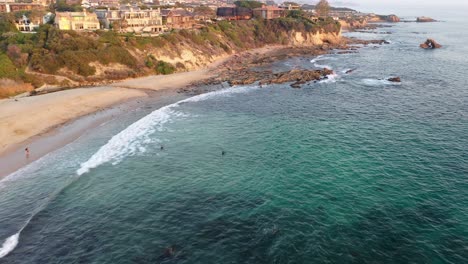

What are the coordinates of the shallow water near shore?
(1, 14, 468, 263)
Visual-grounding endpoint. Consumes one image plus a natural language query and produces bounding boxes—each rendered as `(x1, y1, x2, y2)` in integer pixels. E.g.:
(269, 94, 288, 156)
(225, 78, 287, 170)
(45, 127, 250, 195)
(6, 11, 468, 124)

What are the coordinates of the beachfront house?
(55, 11, 100, 31)
(15, 15, 40, 32)
(95, 7, 165, 33)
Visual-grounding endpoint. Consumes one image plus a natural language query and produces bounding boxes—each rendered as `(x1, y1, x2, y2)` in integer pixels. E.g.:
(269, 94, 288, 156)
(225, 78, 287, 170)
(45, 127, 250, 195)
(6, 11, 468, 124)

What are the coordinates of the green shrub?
(155, 61, 175, 75)
(0, 53, 17, 78)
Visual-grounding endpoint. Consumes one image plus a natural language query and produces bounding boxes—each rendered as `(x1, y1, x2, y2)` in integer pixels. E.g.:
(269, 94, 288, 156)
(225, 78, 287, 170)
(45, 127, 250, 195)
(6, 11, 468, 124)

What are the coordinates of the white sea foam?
(310, 55, 333, 70)
(309, 55, 323, 64)
(319, 73, 339, 84)
(0, 233, 19, 258)
(77, 86, 255, 176)
(362, 78, 402, 87)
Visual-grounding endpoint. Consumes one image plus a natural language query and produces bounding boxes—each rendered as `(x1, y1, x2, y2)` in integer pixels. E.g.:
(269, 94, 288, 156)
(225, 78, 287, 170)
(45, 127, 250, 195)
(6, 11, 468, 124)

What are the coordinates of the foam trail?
(310, 55, 332, 69)
(362, 78, 402, 87)
(310, 55, 324, 64)
(77, 86, 255, 176)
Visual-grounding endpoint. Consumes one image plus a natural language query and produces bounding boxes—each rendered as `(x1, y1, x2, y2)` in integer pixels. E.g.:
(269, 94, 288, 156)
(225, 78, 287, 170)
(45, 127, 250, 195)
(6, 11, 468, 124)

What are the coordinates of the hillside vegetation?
(0, 16, 341, 97)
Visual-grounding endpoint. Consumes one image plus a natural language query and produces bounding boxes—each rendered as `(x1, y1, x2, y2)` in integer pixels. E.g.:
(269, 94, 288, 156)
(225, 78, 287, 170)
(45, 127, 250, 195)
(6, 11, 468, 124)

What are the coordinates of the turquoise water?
(1, 16, 468, 263)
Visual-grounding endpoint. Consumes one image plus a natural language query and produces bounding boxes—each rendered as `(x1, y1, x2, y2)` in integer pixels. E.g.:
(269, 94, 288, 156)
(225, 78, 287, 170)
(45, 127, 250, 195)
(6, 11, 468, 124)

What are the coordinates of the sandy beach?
(0, 45, 315, 178)
(0, 87, 146, 153)
(0, 58, 228, 177)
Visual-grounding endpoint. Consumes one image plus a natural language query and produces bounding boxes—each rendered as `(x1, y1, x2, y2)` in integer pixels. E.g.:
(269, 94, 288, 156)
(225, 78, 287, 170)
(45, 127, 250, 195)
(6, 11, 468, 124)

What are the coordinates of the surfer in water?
(25, 147, 30, 159)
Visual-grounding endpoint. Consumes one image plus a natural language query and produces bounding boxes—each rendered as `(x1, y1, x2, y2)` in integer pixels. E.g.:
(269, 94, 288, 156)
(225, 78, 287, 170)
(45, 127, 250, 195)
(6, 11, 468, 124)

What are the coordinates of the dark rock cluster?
(420, 39, 442, 49)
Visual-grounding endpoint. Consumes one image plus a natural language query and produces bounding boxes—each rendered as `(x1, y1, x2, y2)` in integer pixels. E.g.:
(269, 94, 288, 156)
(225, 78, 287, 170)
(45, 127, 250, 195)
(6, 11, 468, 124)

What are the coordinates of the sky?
(309, 0, 468, 17)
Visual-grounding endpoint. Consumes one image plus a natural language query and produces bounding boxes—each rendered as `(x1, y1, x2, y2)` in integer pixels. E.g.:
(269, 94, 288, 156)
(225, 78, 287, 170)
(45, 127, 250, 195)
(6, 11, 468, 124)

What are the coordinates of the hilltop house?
(161, 8, 195, 29)
(279, 3, 301, 11)
(99, 0, 119, 7)
(252, 5, 286, 20)
(55, 11, 100, 30)
(15, 15, 40, 32)
(216, 7, 252, 20)
(0, 3, 44, 13)
(95, 7, 165, 33)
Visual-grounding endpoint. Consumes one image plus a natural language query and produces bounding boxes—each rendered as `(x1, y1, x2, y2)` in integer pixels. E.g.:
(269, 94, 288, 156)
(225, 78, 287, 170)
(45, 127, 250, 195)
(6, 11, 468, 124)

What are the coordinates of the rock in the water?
(417, 17, 436, 22)
(290, 83, 302, 88)
(387, 77, 401, 82)
(420, 39, 442, 49)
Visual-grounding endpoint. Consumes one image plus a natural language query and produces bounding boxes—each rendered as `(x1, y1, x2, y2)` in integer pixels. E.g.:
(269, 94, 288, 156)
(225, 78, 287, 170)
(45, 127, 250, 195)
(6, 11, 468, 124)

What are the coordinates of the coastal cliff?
(0, 18, 341, 98)
(146, 29, 341, 71)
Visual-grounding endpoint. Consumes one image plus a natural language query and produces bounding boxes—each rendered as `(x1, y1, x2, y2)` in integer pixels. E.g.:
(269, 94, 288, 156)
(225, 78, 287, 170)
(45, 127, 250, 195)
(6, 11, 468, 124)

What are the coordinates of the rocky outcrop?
(186, 47, 337, 91)
(339, 19, 368, 31)
(417, 17, 436, 22)
(387, 77, 401, 82)
(386, 15, 401, 22)
(420, 39, 442, 49)
(368, 14, 400, 23)
(227, 68, 334, 88)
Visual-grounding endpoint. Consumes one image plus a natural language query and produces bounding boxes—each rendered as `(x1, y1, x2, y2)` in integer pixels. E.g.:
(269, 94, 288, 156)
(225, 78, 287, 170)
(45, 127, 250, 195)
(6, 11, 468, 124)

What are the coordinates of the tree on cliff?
(315, 0, 330, 17)
(234, 1, 263, 9)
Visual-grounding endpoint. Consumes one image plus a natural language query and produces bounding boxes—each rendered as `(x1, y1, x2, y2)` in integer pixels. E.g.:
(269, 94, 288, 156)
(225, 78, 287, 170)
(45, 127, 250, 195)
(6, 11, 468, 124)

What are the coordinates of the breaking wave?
(77, 86, 255, 176)
(310, 55, 339, 83)
(0, 233, 19, 258)
(0, 86, 256, 259)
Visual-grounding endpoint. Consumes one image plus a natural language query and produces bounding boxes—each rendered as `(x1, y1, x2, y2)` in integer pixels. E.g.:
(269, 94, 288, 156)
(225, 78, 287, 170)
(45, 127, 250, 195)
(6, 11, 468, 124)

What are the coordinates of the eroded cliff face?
(138, 30, 342, 72)
(289, 30, 342, 46)
(144, 48, 228, 71)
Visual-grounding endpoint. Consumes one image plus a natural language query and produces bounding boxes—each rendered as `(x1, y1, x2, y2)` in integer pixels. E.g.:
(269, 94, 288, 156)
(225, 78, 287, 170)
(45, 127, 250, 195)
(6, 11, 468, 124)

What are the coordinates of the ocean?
(1, 12, 467, 263)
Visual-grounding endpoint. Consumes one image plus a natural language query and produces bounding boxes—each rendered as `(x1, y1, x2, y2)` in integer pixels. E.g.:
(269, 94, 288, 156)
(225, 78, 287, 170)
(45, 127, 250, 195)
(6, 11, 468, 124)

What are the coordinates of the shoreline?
(0, 45, 282, 178)
(0, 39, 385, 179)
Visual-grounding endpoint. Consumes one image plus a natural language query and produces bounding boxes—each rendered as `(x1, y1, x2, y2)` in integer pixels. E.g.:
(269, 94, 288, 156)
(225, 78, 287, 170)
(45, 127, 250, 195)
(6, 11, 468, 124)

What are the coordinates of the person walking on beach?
(25, 147, 30, 159)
